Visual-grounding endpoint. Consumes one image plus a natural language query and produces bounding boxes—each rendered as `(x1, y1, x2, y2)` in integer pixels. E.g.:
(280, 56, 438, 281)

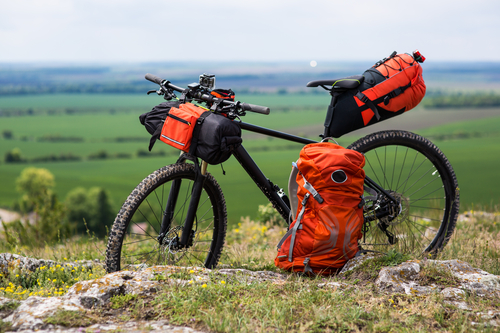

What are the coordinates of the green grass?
(0, 93, 155, 109)
(417, 115, 500, 138)
(0, 93, 330, 110)
(2, 94, 500, 224)
(422, 135, 500, 210)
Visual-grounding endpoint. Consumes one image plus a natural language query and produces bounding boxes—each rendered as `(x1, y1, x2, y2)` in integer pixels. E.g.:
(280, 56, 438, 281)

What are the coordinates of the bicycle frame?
(161, 120, 399, 248)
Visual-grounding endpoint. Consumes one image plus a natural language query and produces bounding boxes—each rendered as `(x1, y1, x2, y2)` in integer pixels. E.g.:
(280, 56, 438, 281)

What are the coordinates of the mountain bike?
(105, 73, 460, 273)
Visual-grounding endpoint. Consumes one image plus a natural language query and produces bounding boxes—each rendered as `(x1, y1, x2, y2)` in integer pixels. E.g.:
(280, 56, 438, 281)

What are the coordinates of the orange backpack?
(275, 142, 365, 275)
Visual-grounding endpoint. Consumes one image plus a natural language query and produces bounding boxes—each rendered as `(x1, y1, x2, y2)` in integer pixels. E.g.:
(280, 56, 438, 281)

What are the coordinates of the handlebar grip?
(241, 103, 270, 115)
(145, 73, 164, 85)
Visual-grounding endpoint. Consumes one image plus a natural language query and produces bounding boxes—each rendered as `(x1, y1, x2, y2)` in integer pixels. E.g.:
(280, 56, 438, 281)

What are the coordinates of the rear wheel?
(347, 130, 459, 255)
(105, 163, 227, 273)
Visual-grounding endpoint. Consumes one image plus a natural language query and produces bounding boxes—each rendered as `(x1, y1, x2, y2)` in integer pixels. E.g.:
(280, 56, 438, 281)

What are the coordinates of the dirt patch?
(0, 209, 21, 224)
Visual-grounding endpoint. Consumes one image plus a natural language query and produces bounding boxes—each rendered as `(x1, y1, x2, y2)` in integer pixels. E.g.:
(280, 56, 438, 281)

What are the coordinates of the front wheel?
(105, 163, 227, 273)
(347, 130, 459, 255)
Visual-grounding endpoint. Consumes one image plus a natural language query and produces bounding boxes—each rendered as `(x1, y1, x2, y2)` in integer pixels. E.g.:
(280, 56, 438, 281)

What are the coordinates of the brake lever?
(147, 89, 160, 95)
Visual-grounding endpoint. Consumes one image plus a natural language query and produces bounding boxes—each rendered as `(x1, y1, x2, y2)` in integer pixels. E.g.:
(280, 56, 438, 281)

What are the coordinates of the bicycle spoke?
(391, 146, 398, 188)
(401, 165, 438, 196)
(134, 208, 160, 235)
(365, 156, 384, 187)
(129, 221, 156, 239)
(395, 147, 409, 191)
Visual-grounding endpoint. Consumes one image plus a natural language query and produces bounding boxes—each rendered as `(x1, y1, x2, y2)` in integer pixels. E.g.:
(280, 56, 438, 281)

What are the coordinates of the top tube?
(239, 122, 317, 145)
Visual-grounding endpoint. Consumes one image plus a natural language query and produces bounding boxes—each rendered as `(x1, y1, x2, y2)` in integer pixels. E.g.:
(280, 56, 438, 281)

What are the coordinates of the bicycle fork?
(157, 159, 207, 250)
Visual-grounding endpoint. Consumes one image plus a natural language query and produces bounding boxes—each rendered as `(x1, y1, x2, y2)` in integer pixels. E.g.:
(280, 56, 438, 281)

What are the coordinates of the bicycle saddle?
(306, 75, 364, 89)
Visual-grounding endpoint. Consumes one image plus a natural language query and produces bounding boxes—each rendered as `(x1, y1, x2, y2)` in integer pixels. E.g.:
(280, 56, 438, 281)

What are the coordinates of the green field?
(1, 93, 500, 225)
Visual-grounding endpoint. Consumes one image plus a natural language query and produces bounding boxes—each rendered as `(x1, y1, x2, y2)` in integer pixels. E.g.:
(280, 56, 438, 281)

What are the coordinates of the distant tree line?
(0, 82, 151, 96)
(423, 92, 500, 108)
(2, 147, 175, 164)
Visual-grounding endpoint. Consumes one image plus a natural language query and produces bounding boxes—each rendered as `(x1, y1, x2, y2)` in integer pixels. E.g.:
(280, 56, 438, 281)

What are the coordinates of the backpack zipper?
(167, 113, 191, 125)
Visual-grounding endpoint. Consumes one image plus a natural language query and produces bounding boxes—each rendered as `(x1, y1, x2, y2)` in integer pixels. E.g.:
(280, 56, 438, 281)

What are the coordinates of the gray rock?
(338, 254, 376, 275)
(0, 253, 95, 274)
(441, 287, 466, 299)
(65, 268, 162, 308)
(216, 268, 287, 282)
(0, 253, 57, 273)
(429, 259, 500, 296)
(375, 259, 500, 298)
(13, 320, 205, 332)
(3, 296, 85, 331)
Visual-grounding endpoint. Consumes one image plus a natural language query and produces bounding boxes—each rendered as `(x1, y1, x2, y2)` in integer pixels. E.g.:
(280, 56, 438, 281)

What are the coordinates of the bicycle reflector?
(413, 50, 426, 63)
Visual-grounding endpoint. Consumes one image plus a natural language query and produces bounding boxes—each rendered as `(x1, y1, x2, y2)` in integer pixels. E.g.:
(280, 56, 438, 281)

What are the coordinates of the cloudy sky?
(1, 0, 499, 63)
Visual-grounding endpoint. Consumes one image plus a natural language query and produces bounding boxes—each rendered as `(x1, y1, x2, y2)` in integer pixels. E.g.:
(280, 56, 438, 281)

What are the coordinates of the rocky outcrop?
(375, 259, 500, 295)
(1, 255, 499, 331)
(0, 253, 95, 273)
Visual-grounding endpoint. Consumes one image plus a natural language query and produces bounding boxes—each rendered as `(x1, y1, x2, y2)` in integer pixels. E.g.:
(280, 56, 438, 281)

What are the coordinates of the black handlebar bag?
(140, 101, 242, 165)
(189, 112, 242, 165)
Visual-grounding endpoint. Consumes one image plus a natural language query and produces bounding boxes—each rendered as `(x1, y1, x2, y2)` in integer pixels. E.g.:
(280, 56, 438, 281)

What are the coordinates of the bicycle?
(105, 73, 460, 273)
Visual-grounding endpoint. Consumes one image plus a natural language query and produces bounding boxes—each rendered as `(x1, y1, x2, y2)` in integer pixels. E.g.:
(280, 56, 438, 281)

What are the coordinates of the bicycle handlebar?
(145, 73, 270, 115)
(241, 103, 270, 115)
(145, 73, 164, 86)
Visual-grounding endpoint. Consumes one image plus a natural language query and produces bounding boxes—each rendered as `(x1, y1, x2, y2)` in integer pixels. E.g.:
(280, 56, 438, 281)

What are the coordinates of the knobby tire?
(105, 163, 227, 273)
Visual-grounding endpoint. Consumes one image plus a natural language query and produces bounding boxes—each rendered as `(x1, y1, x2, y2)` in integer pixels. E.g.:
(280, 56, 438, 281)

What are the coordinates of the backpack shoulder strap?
(287, 162, 300, 222)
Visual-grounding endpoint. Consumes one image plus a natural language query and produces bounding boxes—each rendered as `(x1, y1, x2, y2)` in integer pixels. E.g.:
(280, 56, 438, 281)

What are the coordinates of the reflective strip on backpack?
(288, 193, 310, 262)
(342, 209, 360, 259)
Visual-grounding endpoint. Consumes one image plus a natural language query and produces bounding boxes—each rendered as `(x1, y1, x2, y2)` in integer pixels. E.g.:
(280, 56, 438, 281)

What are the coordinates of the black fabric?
(324, 66, 406, 138)
(193, 113, 242, 165)
(139, 101, 182, 151)
(139, 101, 181, 134)
(325, 88, 405, 138)
(355, 91, 381, 120)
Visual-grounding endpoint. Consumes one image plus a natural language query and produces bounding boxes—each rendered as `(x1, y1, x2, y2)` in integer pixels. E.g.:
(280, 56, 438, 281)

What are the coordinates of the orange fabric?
(361, 53, 426, 113)
(211, 91, 235, 100)
(159, 103, 206, 152)
(353, 95, 365, 107)
(275, 143, 365, 275)
(361, 109, 375, 125)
